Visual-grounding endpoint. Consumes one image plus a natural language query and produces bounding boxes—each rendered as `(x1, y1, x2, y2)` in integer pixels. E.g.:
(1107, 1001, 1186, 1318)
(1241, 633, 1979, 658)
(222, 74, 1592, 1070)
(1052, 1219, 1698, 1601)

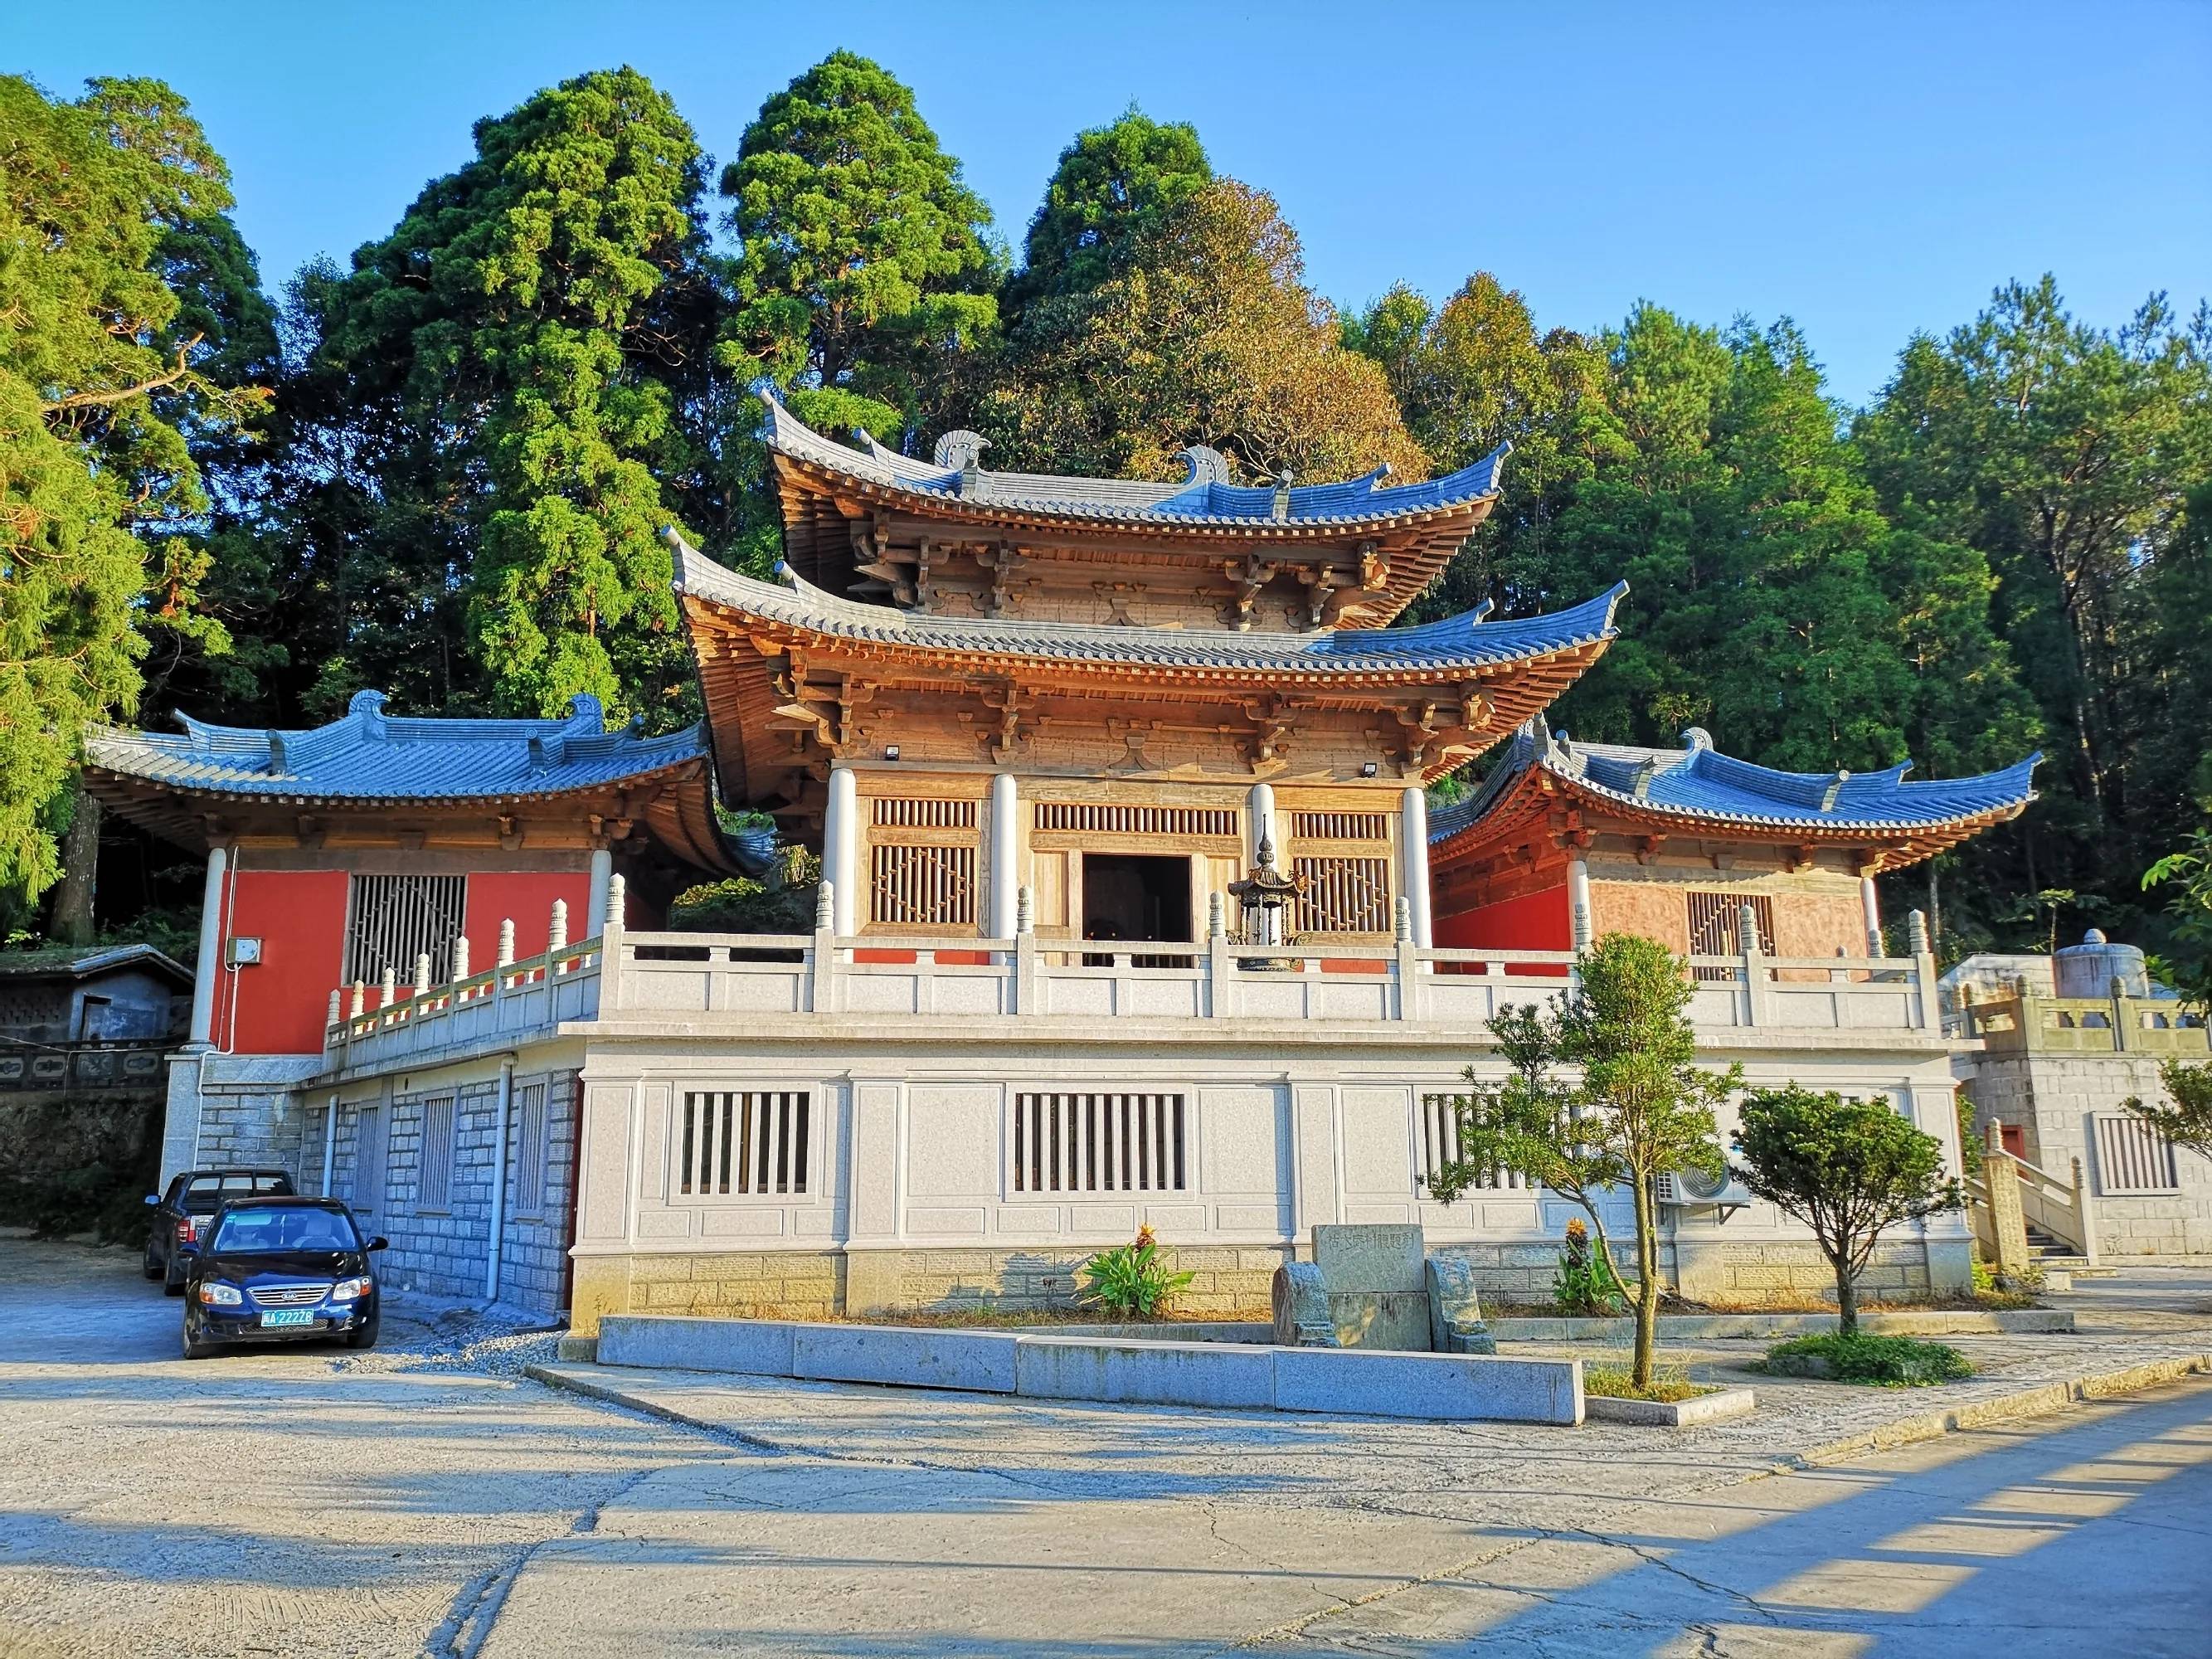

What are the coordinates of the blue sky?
(17, 1, 2211, 406)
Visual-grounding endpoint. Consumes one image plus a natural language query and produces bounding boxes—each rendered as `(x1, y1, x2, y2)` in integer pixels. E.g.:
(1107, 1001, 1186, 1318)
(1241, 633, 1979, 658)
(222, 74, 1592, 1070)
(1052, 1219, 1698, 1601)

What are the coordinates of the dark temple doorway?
(1081, 854, 1193, 947)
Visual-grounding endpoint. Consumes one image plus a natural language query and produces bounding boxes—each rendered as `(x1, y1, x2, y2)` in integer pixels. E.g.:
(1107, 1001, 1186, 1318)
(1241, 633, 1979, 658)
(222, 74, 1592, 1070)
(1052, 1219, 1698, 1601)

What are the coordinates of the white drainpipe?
(484, 1060, 515, 1301)
(320, 1095, 338, 1197)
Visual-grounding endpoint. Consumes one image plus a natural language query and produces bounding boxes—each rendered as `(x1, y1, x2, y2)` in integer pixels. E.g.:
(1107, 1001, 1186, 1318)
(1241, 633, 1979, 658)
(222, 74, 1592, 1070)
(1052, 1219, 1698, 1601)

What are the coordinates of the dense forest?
(5, 54, 2210, 967)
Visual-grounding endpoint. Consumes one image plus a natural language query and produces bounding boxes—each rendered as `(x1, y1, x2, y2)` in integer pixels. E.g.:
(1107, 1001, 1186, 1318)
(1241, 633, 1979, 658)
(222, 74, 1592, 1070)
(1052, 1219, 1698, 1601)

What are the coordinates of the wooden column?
(1398, 786, 1433, 948)
(988, 772, 1018, 941)
(824, 762, 858, 936)
(188, 844, 229, 1047)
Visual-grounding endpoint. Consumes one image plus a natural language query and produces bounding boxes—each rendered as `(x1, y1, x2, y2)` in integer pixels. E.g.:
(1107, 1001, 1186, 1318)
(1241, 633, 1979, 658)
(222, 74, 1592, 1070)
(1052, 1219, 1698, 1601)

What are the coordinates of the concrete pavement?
(3, 1234, 2210, 1657)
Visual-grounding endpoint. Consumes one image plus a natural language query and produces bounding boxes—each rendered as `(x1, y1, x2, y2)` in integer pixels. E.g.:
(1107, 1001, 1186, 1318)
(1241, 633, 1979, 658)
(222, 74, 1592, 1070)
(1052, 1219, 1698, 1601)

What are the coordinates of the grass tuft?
(1582, 1363, 1712, 1403)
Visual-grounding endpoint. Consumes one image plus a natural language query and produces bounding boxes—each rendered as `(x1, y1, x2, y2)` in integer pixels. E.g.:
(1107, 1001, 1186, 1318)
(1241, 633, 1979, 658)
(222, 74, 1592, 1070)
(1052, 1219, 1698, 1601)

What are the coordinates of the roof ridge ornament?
(1631, 756, 1661, 800)
(1820, 770, 1851, 812)
(349, 689, 390, 737)
(1680, 726, 1713, 753)
(1176, 445, 1232, 486)
(1272, 469, 1295, 523)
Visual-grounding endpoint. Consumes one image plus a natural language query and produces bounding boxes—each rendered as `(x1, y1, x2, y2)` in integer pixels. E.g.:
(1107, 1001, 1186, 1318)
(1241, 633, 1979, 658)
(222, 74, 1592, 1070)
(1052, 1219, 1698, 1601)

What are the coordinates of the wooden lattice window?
(2093, 1112, 2180, 1195)
(873, 796, 977, 829)
(1291, 810, 1390, 842)
(345, 874, 466, 987)
(1013, 1092, 1187, 1193)
(869, 843, 976, 926)
(678, 1091, 810, 1196)
(1034, 803, 1237, 837)
(1293, 856, 1392, 934)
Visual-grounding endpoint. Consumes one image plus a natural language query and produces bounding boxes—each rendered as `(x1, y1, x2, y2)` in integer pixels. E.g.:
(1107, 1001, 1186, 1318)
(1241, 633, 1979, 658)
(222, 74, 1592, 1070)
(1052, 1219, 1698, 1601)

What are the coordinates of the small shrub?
(1077, 1226, 1195, 1320)
(1552, 1217, 1626, 1316)
(1765, 1332, 1974, 1386)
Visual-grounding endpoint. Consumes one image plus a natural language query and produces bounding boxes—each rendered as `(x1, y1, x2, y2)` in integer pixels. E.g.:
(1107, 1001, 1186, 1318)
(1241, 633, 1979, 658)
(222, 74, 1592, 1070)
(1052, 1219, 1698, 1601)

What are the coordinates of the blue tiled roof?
(1432, 721, 2040, 844)
(764, 396, 1506, 527)
(85, 691, 716, 802)
(676, 543, 1626, 675)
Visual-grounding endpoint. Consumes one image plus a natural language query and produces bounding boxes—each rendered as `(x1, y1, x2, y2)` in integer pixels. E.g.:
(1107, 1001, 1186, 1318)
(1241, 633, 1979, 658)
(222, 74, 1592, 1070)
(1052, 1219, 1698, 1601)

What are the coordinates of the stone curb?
(523, 1362, 795, 1454)
(1786, 1351, 2212, 1467)
(1486, 1308, 2074, 1342)
(1585, 1387, 1758, 1428)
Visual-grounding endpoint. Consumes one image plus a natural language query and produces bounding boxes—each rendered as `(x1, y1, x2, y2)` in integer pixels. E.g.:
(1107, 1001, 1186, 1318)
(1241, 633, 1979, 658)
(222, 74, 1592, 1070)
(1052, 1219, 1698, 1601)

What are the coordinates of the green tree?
(721, 51, 999, 435)
(1429, 933, 1739, 1389)
(1347, 274, 1613, 623)
(965, 179, 1426, 485)
(1733, 1087, 1962, 1335)
(0, 75, 263, 914)
(1857, 278, 2212, 932)
(312, 66, 715, 722)
(1006, 107, 1210, 318)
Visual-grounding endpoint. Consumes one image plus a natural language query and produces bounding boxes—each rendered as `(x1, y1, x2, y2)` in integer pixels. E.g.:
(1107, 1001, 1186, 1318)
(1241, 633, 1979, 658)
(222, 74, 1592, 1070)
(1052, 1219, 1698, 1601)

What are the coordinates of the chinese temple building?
(90, 401, 2045, 1330)
(1429, 718, 2041, 961)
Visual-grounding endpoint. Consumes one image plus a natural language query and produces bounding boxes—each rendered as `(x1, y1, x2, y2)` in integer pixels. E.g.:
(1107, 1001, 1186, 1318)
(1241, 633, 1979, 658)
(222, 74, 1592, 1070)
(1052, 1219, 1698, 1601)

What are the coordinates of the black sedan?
(181, 1196, 386, 1360)
(143, 1167, 295, 1294)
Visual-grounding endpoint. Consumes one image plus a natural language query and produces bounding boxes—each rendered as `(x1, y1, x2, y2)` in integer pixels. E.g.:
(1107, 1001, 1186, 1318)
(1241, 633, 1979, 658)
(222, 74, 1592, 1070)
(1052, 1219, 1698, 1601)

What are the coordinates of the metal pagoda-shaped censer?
(1228, 833, 1308, 958)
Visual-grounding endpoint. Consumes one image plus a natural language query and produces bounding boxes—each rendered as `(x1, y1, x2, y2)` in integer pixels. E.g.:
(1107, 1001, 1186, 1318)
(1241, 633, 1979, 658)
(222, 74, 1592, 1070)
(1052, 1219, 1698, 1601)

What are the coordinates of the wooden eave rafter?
(81, 757, 739, 875)
(681, 590, 1597, 806)
(1428, 770, 2023, 878)
(768, 451, 1495, 628)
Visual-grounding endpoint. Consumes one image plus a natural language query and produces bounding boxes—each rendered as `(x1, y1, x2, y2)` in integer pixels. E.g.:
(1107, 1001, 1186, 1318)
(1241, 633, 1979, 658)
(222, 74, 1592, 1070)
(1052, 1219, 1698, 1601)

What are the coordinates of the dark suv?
(143, 1168, 295, 1293)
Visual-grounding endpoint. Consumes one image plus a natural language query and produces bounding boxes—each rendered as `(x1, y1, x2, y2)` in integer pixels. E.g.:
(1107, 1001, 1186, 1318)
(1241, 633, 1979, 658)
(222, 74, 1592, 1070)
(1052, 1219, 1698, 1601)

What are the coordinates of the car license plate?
(259, 1309, 315, 1328)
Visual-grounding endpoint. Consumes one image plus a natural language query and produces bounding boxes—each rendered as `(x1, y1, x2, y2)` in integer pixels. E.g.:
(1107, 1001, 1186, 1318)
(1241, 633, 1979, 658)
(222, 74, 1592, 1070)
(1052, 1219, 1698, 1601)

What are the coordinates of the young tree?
(1429, 933, 1738, 1389)
(2125, 830, 2212, 1160)
(1733, 1087, 1962, 1335)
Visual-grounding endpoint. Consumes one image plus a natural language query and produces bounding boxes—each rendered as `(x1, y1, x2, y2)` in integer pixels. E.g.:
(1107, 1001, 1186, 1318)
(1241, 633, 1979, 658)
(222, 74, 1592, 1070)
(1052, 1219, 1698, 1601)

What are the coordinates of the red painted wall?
(1433, 884, 1571, 951)
(464, 871, 593, 962)
(216, 869, 349, 1054)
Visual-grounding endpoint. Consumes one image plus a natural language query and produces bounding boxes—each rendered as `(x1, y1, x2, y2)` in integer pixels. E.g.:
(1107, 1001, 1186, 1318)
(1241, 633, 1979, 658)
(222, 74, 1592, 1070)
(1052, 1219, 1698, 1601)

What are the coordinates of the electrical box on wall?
(226, 937, 264, 966)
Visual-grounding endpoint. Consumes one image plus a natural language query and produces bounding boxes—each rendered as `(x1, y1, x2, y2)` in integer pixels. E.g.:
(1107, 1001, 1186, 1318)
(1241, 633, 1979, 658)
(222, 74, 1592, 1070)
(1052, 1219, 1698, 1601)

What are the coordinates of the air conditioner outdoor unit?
(1655, 1166, 1753, 1209)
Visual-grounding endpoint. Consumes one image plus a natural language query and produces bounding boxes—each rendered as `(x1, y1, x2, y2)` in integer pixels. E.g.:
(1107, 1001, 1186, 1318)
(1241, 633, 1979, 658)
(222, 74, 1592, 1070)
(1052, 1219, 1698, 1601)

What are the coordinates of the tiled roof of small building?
(676, 542, 1626, 677)
(1431, 720, 2039, 858)
(764, 397, 1508, 527)
(85, 692, 714, 803)
(0, 943, 192, 987)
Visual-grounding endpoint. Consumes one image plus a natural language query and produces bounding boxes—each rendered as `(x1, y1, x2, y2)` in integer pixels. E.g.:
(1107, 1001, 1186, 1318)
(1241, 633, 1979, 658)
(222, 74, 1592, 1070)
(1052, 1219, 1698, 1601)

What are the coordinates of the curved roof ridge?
(674, 540, 1623, 674)
(760, 395, 1508, 525)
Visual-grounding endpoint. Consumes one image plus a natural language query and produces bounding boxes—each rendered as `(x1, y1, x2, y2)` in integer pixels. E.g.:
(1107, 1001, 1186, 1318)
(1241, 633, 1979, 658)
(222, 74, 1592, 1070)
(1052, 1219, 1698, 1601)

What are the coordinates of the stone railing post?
(349, 980, 366, 1020)
(809, 879, 839, 1015)
(1739, 902, 1767, 1027)
(599, 873, 626, 1014)
(1393, 893, 1419, 1021)
(1206, 890, 1231, 1019)
(549, 897, 569, 956)
(413, 952, 432, 1000)
(2071, 1153, 2102, 1267)
(1908, 908, 1936, 1030)
(451, 935, 470, 984)
(2109, 974, 2131, 1054)
(377, 967, 396, 1011)
(498, 917, 517, 968)
(1980, 1121, 2032, 1278)
(1014, 883, 1036, 1014)
(325, 990, 342, 1039)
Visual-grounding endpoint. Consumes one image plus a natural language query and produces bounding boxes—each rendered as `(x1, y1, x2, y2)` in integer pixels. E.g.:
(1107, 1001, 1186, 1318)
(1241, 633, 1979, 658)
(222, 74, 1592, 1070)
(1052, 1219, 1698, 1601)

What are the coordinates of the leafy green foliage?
(312, 67, 709, 722)
(1765, 1332, 1973, 1386)
(1076, 1225, 1194, 1320)
(2126, 1058, 2212, 1164)
(1856, 277, 2212, 943)
(0, 75, 265, 911)
(1432, 933, 1739, 1388)
(722, 51, 999, 414)
(1733, 1087, 1962, 1335)
(1007, 107, 1211, 315)
(668, 845, 822, 934)
(962, 180, 1425, 486)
